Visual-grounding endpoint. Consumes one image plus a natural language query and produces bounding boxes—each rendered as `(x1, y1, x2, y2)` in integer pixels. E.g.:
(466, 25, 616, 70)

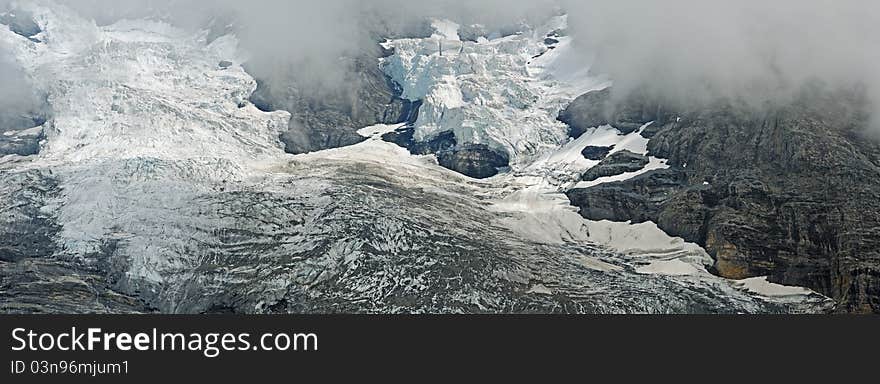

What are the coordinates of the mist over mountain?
(4, 0, 874, 127)
(1, 1, 879, 313)
(0, 46, 46, 135)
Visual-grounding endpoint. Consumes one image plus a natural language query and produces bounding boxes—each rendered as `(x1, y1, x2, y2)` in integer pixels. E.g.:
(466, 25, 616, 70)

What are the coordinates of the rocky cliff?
(566, 85, 880, 313)
(248, 44, 417, 155)
(0, 8, 48, 157)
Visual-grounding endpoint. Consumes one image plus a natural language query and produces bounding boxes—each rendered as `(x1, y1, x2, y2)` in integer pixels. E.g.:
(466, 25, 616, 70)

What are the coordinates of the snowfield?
(0, 2, 832, 313)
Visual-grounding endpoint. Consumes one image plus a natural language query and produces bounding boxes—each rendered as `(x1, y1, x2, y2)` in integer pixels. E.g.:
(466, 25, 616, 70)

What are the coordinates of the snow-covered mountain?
(0, 2, 835, 313)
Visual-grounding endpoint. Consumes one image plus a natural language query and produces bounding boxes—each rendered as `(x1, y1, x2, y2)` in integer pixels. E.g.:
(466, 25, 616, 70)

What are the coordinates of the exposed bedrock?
(557, 87, 677, 138)
(0, 99, 49, 156)
(565, 85, 880, 313)
(581, 145, 615, 161)
(0, 96, 48, 157)
(247, 43, 419, 155)
(382, 127, 510, 179)
(0, 170, 151, 313)
(0, 8, 41, 40)
(0, 8, 50, 157)
(581, 150, 649, 182)
(437, 144, 510, 179)
(0, 75, 50, 157)
(0, 123, 45, 156)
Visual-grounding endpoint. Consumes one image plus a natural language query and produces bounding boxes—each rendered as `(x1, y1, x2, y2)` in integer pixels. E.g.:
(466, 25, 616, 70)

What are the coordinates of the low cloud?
(0, 46, 46, 129)
(3, 0, 879, 126)
(565, 0, 880, 115)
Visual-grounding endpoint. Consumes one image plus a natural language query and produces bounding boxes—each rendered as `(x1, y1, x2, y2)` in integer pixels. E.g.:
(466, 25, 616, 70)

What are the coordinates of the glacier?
(381, 15, 605, 169)
(0, 2, 834, 313)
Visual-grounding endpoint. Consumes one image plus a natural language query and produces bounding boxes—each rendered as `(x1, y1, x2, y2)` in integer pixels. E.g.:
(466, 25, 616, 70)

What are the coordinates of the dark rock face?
(0, 170, 151, 313)
(383, 127, 509, 179)
(382, 127, 455, 156)
(437, 144, 510, 179)
(567, 168, 691, 227)
(0, 171, 58, 263)
(566, 86, 880, 313)
(581, 145, 614, 160)
(557, 89, 610, 138)
(581, 150, 649, 182)
(0, 109, 47, 156)
(0, 126, 44, 156)
(0, 9, 41, 39)
(557, 87, 675, 138)
(0, 82, 49, 157)
(247, 45, 418, 155)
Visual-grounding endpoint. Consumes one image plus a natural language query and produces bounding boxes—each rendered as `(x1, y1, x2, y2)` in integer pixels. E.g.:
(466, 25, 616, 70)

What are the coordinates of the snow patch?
(734, 277, 815, 298)
(527, 284, 553, 295)
(636, 259, 704, 276)
(576, 157, 669, 189)
(357, 123, 406, 139)
(565, 123, 670, 188)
